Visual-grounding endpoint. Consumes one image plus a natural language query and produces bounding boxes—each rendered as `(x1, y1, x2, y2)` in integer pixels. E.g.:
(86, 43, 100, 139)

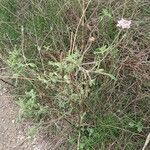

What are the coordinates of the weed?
(129, 121, 143, 133)
(17, 89, 48, 121)
(28, 126, 38, 138)
(0, 0, 149, 149)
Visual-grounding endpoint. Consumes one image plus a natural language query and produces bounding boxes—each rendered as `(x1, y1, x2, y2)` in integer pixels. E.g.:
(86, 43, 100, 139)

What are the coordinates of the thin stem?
(0, 79, 15, 87)
(72, 0, 92, 52)
(21, 26, 26, 63)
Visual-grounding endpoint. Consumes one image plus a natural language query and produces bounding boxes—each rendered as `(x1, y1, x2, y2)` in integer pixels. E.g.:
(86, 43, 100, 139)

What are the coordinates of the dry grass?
(0, 0, 150, 149)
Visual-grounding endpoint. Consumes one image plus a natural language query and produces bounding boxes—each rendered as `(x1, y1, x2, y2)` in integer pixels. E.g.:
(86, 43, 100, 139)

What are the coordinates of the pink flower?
(117, 18, 131, 29)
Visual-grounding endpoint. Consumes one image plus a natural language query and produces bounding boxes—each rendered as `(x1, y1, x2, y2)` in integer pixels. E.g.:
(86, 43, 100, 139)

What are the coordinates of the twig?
(12, 138, 28, 149)
(0, 79, 16, 87)
(142, 133, 150, 150)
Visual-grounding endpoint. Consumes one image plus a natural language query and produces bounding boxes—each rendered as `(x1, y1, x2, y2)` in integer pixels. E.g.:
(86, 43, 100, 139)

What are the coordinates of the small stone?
(89, 37, 95, 42)
(3, 88, 7, 91)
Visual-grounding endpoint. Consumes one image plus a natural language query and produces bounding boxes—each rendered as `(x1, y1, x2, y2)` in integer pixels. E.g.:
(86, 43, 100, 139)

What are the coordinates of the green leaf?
(94, 69, 117, 81)
(102, 9, 112, 18)
(94, 46, 108, 55)
(129, 122, 135, 128)
(28, 63, 36, 68)
(137, 122, 143, 133)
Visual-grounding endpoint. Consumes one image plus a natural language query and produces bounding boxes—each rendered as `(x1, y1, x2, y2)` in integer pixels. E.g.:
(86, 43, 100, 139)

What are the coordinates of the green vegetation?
(0, 0, 149, 149)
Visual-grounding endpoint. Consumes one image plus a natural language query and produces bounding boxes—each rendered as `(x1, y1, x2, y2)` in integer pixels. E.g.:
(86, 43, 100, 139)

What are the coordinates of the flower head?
(117, 18, 131, 29)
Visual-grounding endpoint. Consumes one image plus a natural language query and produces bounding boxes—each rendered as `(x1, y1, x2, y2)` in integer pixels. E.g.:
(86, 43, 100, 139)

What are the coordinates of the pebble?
(0, 87, 8, 95)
